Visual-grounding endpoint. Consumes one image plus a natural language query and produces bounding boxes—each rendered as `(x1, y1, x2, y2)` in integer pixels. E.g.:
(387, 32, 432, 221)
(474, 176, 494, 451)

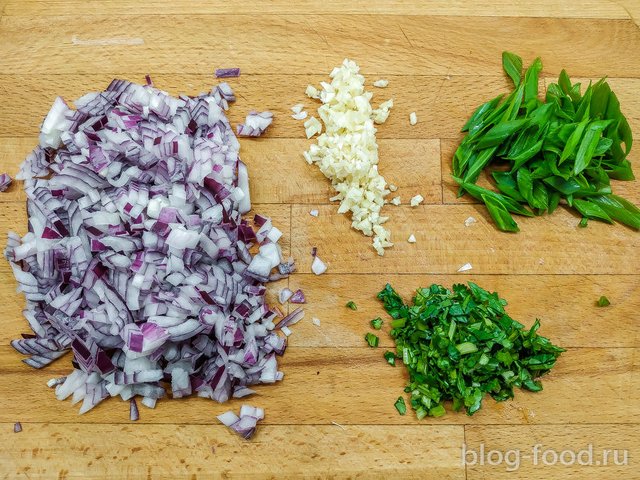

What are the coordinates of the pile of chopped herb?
(453, 51, 639, 232)
(377, 282, 565, 418)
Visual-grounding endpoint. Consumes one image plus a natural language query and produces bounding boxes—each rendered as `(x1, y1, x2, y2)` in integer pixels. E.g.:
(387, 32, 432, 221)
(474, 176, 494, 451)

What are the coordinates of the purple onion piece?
(129, 398, 140, 421)
(0, 173, 12, 192)
(215, 68, 240, 78)
(14, 422, 22, 433)
(289, 289, 306, 304)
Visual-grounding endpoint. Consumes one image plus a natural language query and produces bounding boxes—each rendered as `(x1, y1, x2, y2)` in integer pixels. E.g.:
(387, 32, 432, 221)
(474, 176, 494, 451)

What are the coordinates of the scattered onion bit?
(281, 326, 292, 337)
(409, 112, 418, 125)
(14, 422, 22, 433)
(129, 398, 140, 421)
(215, 68, 240, 78)
(407, 234, 416, 243)
(0, 173, 12, 192)
(279, 288, 294, 304)
(237, 111, 273, 137)
(217, 404, 264, 440)
(289, 289, 306, 304)
(312, 256, 327, 275)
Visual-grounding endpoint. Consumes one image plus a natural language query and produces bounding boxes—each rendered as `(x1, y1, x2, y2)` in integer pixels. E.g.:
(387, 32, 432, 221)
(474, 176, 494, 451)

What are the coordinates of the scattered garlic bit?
(281, 326, 292, 337)
(538, 258, 545, 265)
(410, 194, 424, 207)
(309, 209, 319, 217)
(304, 116, 322, 138)
(373, 79, 389, 88)
(305, 85, 320, 99)
(464, 216, 477, 227)
(291, 104, 304, 114)
(312, 317, 321, 327)
(409, 112, 418, 126)
(292, 111, 308, 121)
(372, 99, 394, 124)
(407, 234, 416, 243)
(389, 184, 398, 192)
(390, 196, 401, 206)
(457, 263, 473, 272)
(304, 59, 393, 256)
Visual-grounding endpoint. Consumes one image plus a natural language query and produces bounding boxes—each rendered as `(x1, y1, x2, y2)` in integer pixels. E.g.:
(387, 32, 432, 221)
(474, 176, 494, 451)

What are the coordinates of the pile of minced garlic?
(303, 59, 394, 255)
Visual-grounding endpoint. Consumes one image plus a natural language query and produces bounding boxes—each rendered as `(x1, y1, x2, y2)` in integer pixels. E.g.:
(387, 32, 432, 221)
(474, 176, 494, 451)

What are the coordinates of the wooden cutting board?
(0, 1, 639, 478)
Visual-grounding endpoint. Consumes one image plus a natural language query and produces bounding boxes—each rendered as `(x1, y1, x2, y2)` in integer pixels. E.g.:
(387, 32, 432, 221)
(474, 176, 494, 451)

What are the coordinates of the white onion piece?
(312, 256, 327, 275)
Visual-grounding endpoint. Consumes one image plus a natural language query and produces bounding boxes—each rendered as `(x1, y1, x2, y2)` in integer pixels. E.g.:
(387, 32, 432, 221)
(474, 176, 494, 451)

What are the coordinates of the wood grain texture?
(1, 16, 639, 76)
(1, 347, 638, 426)
(288, 274, 640, 348)
(1, 0, 631, 18)
(0, 423, 466, 479)
(1, 3, 640, 479)
(290, 204, 640, 274)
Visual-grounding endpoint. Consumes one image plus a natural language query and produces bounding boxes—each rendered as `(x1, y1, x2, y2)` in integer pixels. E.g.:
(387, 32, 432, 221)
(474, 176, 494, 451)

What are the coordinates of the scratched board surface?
(0, 1, 639, 479)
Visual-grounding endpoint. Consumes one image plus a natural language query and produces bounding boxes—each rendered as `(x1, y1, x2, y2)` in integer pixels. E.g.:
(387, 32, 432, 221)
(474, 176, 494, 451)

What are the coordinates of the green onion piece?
(455, 342, 479, 355)
(597, 295, 611, 307)
(370, 317, 383, 330)
(365, 333, 379, 347)
(394, 396, 407, 415)
(346, 301, 357, 310)
(383, 351, 396, 366)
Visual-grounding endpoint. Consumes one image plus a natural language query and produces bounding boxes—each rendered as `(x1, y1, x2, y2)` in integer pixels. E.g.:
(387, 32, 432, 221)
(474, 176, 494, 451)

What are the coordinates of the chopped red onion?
(278, 288, 293, 304)
(217, 404, 264, 439)
(312, 256, 327, 275)
(237, 111, 273, 137)
(14, 422, 22, 433)
(215, 68, 241, 78)
(129, 398, 140, 421)
(275, 307, 304, 330)
(7, 78, 295, 417)
(289, 289, 305, 304)
(0, 173, 12, 192)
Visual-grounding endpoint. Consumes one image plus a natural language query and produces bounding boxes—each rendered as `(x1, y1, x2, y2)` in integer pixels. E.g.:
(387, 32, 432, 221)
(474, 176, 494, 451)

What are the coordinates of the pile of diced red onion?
(5, 77, 297, 425)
